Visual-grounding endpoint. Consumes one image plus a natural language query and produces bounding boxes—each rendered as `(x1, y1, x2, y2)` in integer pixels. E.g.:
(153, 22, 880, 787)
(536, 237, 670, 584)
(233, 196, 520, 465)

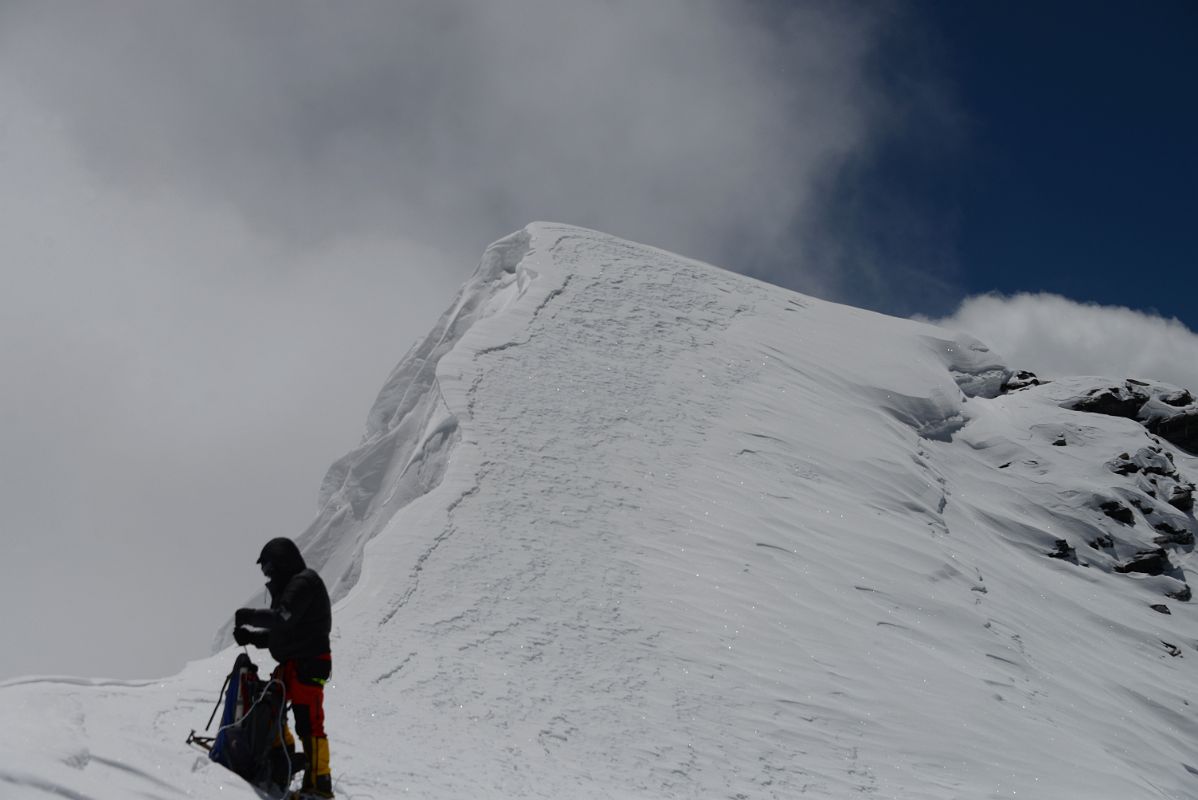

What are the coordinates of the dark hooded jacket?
(238, 537, 332, 663)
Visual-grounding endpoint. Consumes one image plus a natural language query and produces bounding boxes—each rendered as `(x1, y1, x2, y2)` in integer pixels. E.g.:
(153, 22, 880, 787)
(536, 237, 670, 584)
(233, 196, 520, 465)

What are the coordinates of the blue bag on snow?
(189, 653, 286, 787)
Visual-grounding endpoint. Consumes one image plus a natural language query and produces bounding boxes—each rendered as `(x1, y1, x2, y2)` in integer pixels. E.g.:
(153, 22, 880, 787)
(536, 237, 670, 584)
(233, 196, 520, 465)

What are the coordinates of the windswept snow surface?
(5, 223, 1198, 799)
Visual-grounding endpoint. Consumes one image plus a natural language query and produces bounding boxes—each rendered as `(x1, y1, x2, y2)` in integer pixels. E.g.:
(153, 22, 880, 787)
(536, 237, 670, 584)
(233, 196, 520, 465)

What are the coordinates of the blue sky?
(840, 0, 1197, 327)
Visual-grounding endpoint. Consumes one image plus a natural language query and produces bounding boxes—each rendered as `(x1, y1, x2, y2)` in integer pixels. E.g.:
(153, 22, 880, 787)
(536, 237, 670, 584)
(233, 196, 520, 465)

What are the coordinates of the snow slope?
(5, 223, 1198, 799)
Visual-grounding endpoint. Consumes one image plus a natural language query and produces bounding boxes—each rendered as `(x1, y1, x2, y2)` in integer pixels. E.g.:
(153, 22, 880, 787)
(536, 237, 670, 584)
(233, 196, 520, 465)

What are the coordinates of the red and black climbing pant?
(272, 654, 333, 791)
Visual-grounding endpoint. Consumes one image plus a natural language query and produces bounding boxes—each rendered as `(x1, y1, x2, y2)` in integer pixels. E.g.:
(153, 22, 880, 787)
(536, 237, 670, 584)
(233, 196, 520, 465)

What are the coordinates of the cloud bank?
(0, 2, 892, 679)
(931, 293, 1198, 392)
(0, 0, 885, 281)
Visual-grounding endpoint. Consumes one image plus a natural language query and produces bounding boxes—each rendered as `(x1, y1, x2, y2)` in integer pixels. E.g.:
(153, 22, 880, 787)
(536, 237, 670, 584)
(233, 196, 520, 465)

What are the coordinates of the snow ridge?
(6, 224, 1198, 800)
(288, 228, 539, 607)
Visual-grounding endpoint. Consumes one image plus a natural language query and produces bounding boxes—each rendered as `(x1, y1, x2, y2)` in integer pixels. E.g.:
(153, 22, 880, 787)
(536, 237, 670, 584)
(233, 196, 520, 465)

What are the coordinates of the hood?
(257, 537, 306, 583)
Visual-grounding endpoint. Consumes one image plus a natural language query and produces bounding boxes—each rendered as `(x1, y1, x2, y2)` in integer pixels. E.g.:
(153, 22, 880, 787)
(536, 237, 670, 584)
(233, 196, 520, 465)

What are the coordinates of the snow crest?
(6, 224, 1198, 800)
(295, 228, 539, 605)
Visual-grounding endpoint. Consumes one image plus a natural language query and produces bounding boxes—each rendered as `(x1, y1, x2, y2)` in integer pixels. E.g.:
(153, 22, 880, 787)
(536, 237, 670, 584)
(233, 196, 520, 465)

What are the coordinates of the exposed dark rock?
(1163, 641, 1183, 657)
(1153, 517, 1187, 533)
(1119, 450, 1196, 511)
(1162, 389, 1195, 408)
(1137, 474, 1165, 499)
(1052, 435, 1068, 447)
(1069, 385, 1149, 419)
(1152, 520, 1195, 546)
(1063, 380, 1198, 453)
(1166, 483, 1195, 512)
(1130, 496, 1154, 512)
(1147, 410, 1198, 454)
(1115, 548, 1171, 576)
(1109, 453, 1139, 476)
(1104, 446, 1174, 478)
(1001, 370, 1044, 392)
(1090, 535, 1115, 550)
(1142, 450, 1172, 476)
(1048, 539, 1078, 563)
(1168, 585, 1193, 602)
(1099, 500, 1135, 525)
(1151, 604, 1172, 615)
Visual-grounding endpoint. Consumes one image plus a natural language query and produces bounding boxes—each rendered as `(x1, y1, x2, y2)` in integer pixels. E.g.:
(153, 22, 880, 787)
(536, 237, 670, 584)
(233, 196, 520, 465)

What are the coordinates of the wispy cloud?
(929, 293, 1198, 392)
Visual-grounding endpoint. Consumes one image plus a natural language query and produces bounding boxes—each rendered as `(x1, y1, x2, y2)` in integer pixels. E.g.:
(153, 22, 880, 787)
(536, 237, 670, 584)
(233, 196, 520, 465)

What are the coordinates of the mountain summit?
(4, 223, 1198, 799)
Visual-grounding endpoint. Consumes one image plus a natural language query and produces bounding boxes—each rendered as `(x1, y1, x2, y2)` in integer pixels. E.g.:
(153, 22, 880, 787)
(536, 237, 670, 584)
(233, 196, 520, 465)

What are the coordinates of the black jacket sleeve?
(238, 574, 317, 632)
(239, 607, 275, 628)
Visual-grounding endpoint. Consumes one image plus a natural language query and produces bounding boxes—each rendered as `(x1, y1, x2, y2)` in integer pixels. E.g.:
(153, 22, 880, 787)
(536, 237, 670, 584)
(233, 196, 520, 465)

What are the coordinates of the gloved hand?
(233, 626, 252, 647)
(234, 608, 254, 627)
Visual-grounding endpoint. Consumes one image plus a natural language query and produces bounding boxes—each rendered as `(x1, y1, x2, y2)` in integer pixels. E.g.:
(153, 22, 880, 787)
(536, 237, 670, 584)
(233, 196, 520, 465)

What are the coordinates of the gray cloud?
(0, 0, 885, 273)
(930, 293, 1198, 392)
(0, 1, 891, 678)
(0, 84, 456, 678)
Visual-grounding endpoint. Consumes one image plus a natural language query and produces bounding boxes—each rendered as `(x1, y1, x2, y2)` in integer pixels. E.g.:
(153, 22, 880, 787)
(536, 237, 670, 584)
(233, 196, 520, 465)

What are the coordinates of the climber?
(234, 537, 335, 799)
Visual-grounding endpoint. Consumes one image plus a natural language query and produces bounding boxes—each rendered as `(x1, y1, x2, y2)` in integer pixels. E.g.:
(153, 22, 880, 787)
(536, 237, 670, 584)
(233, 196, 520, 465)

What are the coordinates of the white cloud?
(0, 87, 458, 679)
(929, 293, 1198, 391)
(0, 2, 892, 679)
(0, 0, 884, 279)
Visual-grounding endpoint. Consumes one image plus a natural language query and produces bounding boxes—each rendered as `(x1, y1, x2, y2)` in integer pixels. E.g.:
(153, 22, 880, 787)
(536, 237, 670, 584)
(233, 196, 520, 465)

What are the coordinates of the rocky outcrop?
(1048, 539, 1078, 563)
(1060, 437, 1198, 603)
(1115, 548, 1172, 576)
(1070, 381, 1150, 418)
(1098, 500, 1134, 525)
(1063, 379, 1198, 454)
(1150, 412, 1198, 454)
(1106, 446, 1195, 512)
(1001, 370, 1045, 393)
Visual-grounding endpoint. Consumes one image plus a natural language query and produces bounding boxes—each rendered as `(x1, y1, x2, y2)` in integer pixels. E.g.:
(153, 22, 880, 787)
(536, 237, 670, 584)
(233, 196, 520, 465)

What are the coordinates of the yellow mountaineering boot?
(288, 736, 333, 799)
